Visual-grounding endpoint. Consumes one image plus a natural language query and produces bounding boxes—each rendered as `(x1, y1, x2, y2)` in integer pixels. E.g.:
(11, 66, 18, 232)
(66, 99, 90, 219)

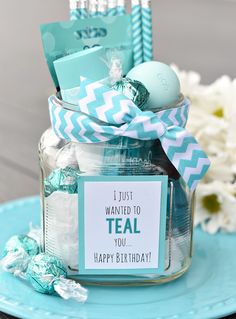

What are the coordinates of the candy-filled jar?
(39, 93, 196, 286)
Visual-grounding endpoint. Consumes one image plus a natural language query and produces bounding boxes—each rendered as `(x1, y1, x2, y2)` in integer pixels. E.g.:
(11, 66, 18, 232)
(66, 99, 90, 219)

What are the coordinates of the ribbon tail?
(159, 126, 211, 192)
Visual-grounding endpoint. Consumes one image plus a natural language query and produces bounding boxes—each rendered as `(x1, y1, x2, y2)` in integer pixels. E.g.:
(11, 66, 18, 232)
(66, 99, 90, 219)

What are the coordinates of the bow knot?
(121, 112, 167, 140)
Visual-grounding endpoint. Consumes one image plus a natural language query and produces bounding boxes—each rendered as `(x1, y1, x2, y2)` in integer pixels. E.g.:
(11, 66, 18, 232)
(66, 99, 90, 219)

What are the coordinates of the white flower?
(227, 78, 236, 148)
(173, 65, 236, 233)
(171, 64, 201, 99)
(206, 154, 235, 183)
(195, 181, 236, 234)
(173, 65, 235, 121)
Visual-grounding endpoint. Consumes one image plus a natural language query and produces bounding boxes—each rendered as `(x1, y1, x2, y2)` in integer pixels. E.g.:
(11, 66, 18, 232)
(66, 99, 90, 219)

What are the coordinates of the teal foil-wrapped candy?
(44, 167, 78, 197)
(0, 235, 39, 274)
(27, 253, 67, 294)
(27, 253, 88, 302)
(1, 236, 87, 303)
(2, 235, 39, 258)
(112, 77, 150, 110)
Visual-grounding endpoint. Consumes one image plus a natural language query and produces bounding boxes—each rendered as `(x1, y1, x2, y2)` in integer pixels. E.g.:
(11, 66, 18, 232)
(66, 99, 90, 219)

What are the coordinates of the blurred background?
(0, 0, 235, 202)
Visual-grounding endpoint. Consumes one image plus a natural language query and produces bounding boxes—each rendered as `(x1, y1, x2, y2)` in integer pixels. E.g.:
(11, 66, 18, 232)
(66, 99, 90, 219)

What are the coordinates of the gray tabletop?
(0, 0, 235, 318)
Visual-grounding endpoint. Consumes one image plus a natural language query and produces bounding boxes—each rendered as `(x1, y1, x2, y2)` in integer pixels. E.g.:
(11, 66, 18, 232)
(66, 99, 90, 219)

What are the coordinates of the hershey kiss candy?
(27, 253, 88, 302)
(1, 235, 39, 275)
(44, 167, 78, 197)
(112, 77, 150, 110)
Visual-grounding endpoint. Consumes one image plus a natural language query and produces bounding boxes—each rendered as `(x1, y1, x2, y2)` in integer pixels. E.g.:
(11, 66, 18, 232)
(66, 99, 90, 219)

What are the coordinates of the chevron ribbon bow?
(49, 77, 210, 191)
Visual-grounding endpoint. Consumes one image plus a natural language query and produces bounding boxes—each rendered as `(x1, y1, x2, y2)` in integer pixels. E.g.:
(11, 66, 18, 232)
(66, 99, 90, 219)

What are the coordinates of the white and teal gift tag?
(78, 175, 168, 275)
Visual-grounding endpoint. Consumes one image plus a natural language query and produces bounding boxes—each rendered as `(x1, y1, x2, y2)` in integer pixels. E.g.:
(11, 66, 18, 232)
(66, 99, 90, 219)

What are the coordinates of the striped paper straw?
(80, 0, 88, 19)
(132, 0, 143, 66)
(117, 0, 125, 15)
(141, 0, 153, 61)
(89, 0, 97, 17)
(107, 0, 117, 16)
(70, 0, 80, 20)
(97, 0, 107, 16)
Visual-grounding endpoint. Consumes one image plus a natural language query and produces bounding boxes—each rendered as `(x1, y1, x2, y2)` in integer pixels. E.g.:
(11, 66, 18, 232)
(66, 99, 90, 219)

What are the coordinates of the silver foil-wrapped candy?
(56, 143, 79, 169)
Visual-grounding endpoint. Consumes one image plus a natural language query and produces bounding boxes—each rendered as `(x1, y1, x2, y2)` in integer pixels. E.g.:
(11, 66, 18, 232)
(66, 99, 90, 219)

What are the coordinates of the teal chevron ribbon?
(49, 77, 210, 191)
(70, 9, 80, 20)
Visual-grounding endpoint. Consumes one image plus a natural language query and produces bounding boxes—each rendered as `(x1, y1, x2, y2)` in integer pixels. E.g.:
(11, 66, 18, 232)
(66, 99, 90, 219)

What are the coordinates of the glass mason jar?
(39, 96, 194, 286)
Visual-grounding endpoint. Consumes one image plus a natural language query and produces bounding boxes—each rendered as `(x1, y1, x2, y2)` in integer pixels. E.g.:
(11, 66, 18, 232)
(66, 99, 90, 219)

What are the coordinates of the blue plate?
(0, 196, 236, 319)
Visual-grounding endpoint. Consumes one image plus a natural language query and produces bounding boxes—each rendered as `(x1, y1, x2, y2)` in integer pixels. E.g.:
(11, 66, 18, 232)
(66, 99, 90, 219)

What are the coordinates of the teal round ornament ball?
(127, 61, 181, 110)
